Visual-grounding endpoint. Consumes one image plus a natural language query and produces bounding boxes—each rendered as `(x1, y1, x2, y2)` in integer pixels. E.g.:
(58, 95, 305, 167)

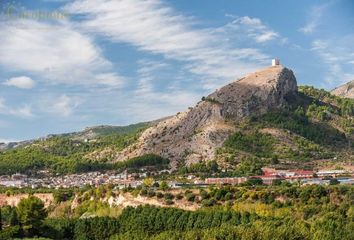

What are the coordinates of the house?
(205, 177, 247, 185)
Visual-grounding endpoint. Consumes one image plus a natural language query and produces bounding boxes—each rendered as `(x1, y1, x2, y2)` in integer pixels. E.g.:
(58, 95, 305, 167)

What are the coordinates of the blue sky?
(0, 0, 353, 141)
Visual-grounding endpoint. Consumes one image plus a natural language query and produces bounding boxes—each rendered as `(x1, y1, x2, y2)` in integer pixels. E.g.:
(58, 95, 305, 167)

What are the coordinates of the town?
(1, 167, 353, 189)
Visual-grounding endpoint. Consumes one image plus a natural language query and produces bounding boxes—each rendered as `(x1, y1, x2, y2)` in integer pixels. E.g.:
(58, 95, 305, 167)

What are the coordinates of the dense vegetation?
(115, 154, 169, 171)
(0, 124, 149, 175)
(1, 184, 353, 239)
(215, 86, 354, 171)
(224, 131, 276, 158)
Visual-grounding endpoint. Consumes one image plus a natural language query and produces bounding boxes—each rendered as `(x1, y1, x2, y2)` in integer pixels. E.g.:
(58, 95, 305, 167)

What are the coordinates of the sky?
(0, 0, 353, 142)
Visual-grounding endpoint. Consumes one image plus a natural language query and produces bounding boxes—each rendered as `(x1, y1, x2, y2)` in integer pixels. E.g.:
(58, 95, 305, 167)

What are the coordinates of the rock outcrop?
(114, 65, 297, 167)
(0, 193, 54, 207)
(331, 80, 354, 99)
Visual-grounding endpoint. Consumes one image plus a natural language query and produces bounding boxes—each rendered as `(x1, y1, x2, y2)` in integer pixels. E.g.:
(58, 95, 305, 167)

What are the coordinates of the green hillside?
(0, 123, 150, 175)
(215, 86, 354, 174)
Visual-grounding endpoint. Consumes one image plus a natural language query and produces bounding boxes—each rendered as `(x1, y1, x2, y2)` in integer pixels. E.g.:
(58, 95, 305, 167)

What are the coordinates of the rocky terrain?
(0, 140, 36, 151)
(114, 66, 298, 167)
(0, 193, 53, 207)
(331, 80, 354, 99)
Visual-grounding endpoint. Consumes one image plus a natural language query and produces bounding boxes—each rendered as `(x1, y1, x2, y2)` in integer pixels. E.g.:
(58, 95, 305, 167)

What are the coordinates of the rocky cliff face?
(114, 65, 297, 167)
(331, 80, 354, 99)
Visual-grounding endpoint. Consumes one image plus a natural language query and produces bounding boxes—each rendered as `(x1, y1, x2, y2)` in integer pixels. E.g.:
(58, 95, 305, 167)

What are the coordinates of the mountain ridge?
(331, 80, 354, 99)
(114, 65, 298, 167)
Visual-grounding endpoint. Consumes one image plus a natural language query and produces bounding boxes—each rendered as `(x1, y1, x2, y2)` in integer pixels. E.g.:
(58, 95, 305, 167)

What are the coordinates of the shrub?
(186, 193, 196, 202)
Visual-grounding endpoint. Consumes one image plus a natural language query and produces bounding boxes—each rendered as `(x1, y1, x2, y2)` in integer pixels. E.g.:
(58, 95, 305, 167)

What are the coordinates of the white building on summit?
(272, 58, 280, 66)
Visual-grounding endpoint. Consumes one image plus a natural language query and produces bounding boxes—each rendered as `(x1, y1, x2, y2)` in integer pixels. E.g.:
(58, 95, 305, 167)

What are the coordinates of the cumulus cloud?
(0, 19, 124, 87)
(4, 76, 36, 89)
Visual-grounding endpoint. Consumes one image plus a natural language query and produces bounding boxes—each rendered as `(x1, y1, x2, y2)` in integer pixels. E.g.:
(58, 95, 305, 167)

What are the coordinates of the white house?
(272, 58, 280, 66)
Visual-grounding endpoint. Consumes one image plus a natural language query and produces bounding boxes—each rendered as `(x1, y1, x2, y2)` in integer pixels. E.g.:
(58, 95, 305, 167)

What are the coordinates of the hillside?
(0, 65, 353, 175)
(115, 66, 298, 167)
(331, 80, 354, 99)
(0, 122, 150, 151)
(0, 123, 151, 175)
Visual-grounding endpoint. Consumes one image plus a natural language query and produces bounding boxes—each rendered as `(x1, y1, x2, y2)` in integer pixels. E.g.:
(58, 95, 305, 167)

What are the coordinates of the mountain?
(49, 122, 151, 140)
(0, 64, 353, 175)
(112, 65, 354, 170)
(0, 140, 35, 151)
(114, 66, 298, 167)
(331, 80, 354, 99)
(0, 123, 150, 151)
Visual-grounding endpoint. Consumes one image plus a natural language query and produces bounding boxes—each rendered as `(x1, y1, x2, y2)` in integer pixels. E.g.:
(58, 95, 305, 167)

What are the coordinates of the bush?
(164, 193, 174, 200)
(175, 193, 183, 200)
(140, 189, 148, 196)
(156, 192, 164, 199)
(201, 198, 217, 207)
(147, 190, 156, 197)
(165, 199, 174, 205)
(186, 193, 196, 202)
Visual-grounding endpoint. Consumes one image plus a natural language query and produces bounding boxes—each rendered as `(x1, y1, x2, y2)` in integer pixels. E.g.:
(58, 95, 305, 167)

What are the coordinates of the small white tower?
(272, 58, 280, 66)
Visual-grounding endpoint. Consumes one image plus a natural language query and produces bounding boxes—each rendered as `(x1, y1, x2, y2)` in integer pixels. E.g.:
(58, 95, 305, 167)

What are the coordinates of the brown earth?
(0, 193, 54, 207)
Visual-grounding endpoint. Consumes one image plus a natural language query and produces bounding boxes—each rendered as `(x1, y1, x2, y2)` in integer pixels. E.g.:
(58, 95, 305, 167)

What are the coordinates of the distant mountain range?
(0, 122, 150, 151)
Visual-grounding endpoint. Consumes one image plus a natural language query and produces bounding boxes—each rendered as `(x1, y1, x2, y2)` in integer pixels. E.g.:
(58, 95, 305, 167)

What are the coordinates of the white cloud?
(228, 16, 280, 43)
(255, 31, 279, 43)
(9, 106, 34, 118)
(0, 98, 5, 109)
(0, 97, 34, 119)
(299, 2, 332, 34)
(64, 0, 272, 83)
(136, 59, 169, 93)
(4, 76, 36, 89)
(41, 94, 83, 117)
(311, 36, 354, 88)
(0, 0, 286, 131)
(0, 19, 124, 87)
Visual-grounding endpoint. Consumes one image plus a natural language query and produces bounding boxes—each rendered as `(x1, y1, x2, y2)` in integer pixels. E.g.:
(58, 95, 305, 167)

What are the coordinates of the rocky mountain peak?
(331, 80, 354, 99)
(207, 65, 297, 119)
(114, 65, 298, 167)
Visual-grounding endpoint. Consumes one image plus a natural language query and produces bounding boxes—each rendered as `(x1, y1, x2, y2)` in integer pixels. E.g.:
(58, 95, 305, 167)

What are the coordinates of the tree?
(244, 178, 263, 186)
(17, 196, 47, 237)
(160, 181, 169, 191)
(143, 178, 154, 188)
(272, 179, 282, 186)
(329, 178, 340, 185)
(9, 208, 19, 226)
(0, 207, 2, 231)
